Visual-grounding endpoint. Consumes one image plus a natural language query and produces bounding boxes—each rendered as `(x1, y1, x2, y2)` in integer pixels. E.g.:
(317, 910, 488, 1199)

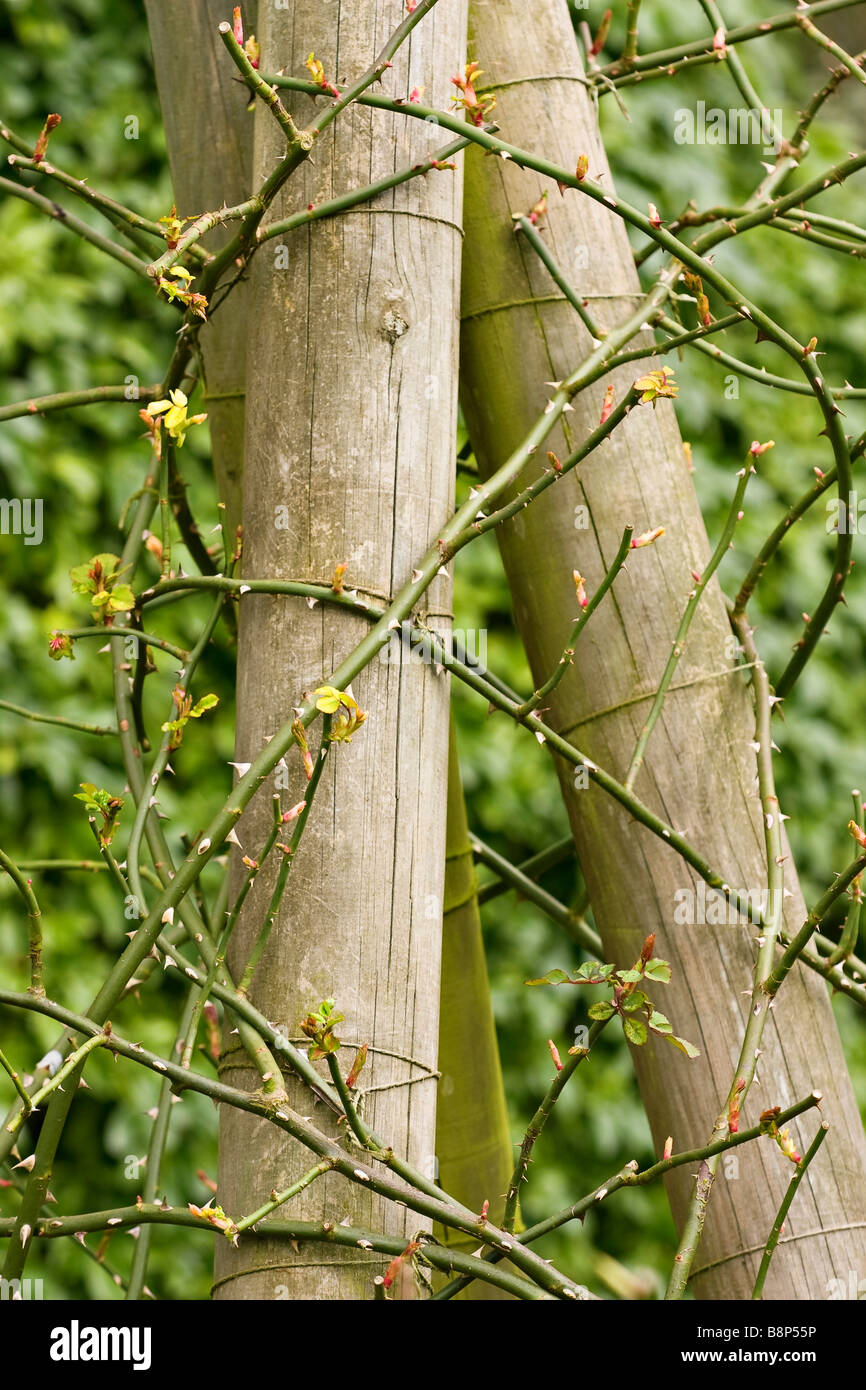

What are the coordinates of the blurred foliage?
(0, 0, 863, 1300)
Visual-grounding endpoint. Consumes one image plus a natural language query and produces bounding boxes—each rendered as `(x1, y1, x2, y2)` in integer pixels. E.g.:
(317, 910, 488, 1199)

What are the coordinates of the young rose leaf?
(588, 1000, 615, 1020)
(69, 564, 97, 591)
(667, 1034, 700, 1059)
(74, 783, 124, 846)
(573, 961, 612, 983)
(345, 1043, 368, 1089)
(107, 585, 135, 613)
(188, 693, 219, 719)
(70, 553, 120, 593)
(643, 957, 671, 982)
(648, 1010, 672, 1033)
(146, 387, 208, 444)
(621, 990, 648, 1012)
(314, 685, 344, 714)
(634, 365, 678, 405)
(576, 961, 605, 978)
(623, 1016, 648, 1045)
(525, 968, 573, 987)
(451, 61, 496, 127)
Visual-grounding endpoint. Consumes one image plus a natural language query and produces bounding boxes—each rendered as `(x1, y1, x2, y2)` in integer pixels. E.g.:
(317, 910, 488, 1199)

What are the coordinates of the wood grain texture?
(211, 0, 467, 1300)
(459, 0, 866, 1299)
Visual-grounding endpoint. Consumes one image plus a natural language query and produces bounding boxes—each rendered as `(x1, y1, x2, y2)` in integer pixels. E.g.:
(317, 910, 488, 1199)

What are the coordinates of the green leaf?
(525, 968, 572, 987)
(107, 584, 135, 611)
(618, 968, 642, 983)
(588, 1000, 615, 1020)
(69, 563, 95, 591)
(315, 685, 344, 713)
(92, 553, 121, 576)
(648, 1010, 672, 1033)
(188, 693, 219, 719)
(667, 1034, 700, 1059)
(623, 1016, 648, 1045)
(644, 958, 672, 983)
(621, 990, 647, 1012)
(576, 961, 605, 979)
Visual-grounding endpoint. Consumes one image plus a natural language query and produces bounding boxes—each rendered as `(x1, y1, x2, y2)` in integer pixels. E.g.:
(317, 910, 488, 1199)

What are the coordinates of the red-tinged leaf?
(728, 1077, 746, 1134)
(631, 525, 665, 549)
(346, 1042, 369, 1089)
(589, 9, 612, 56)
(526, 190, 548, 226)
(849, 819, 866, 850)
(451, 62, 496, 126)
(382, 1239, 422, 1288)
(33, 112, 61, 163)
(775, 1125, 802, 1165)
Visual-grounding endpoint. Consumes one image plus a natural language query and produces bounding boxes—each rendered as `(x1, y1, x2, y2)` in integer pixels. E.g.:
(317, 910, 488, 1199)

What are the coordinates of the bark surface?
(212, 0, 466, 1300)
(459, 0, 866, 1299)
